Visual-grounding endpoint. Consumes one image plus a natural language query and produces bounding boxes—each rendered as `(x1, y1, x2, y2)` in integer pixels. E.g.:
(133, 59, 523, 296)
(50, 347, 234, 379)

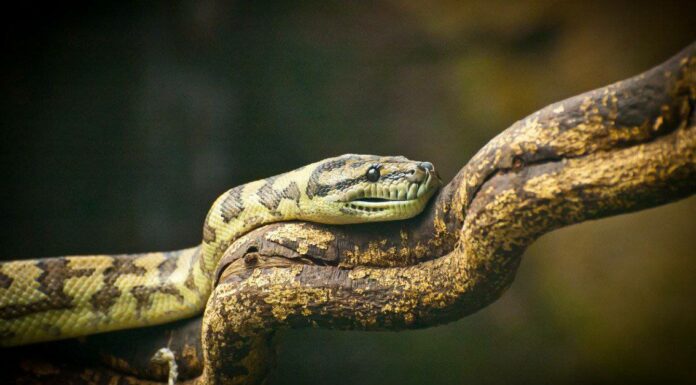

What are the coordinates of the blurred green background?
(1, 1, 695, 384)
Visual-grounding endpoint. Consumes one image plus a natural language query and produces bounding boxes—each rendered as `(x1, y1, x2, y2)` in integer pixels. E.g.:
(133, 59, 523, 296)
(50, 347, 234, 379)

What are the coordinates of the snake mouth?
(343, 173, 439, 214)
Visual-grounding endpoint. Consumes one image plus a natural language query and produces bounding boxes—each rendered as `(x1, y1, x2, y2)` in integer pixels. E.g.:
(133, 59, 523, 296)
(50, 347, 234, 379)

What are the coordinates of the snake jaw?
(342, 171, 440, 217)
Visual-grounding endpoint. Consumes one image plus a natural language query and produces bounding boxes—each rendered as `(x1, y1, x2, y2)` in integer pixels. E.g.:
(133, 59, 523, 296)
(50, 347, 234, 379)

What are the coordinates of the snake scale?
(0, 154, 440, 347)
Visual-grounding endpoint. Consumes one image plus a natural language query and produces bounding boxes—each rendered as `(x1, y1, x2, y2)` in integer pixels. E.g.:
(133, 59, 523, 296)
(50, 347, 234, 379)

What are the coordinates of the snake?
(0, 154, 440, 347)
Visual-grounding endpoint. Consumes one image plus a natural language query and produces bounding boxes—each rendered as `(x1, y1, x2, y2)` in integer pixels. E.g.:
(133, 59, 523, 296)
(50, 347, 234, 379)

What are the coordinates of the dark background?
(1, 1, 695, 384)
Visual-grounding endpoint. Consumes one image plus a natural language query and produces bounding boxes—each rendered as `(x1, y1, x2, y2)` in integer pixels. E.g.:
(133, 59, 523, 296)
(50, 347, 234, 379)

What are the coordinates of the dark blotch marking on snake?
(257, 181, 301, 213)
(122, 251, 188, 313)
(306, 157, 354, 198)
(203, 219, 217, 243)
(0, 259, 94, 320)
(243, 214, 264, 227)
(184, 248, 201, 292)
(157, 251, 180, 281)
(91, 257, 147, 313)
(220, 186, 245, 223)
(309, 174, 368, 198)
(131, 285, 184, 313)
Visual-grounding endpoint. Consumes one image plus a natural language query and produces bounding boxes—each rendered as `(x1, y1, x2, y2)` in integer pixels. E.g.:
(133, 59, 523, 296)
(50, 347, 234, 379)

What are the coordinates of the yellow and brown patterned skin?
(0, 154, 440, 347)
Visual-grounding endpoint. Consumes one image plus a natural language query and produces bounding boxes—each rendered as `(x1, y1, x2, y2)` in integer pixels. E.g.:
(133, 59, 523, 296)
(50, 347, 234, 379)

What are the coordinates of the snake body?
(0, 154, 439, 347)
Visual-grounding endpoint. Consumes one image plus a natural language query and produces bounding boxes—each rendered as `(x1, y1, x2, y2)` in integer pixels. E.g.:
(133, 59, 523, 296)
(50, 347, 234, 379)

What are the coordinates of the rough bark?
(4, 43, 695, 385)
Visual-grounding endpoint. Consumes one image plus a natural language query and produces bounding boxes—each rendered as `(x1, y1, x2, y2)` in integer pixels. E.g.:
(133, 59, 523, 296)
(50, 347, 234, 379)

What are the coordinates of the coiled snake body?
(0, 154, 439, 347)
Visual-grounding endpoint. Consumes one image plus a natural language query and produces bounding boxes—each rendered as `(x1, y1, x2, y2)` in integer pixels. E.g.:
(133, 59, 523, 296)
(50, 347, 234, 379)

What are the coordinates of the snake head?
(303, 154, 441, 224)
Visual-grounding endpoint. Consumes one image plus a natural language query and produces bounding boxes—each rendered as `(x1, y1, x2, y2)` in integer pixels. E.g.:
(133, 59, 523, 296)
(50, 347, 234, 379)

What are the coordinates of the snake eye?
(366, 166, 380, 182)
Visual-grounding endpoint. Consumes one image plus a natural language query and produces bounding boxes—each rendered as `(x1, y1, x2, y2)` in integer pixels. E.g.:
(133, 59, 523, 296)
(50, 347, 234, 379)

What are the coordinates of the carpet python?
(0, 154, 440, 347)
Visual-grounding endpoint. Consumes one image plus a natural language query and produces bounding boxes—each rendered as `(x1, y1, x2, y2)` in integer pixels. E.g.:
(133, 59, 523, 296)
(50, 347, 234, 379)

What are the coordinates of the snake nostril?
(418, 162, 434, 172)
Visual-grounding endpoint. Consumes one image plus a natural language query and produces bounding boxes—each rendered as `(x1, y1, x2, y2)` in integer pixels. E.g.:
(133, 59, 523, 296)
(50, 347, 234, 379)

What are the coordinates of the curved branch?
(201, 43, 696, 384)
